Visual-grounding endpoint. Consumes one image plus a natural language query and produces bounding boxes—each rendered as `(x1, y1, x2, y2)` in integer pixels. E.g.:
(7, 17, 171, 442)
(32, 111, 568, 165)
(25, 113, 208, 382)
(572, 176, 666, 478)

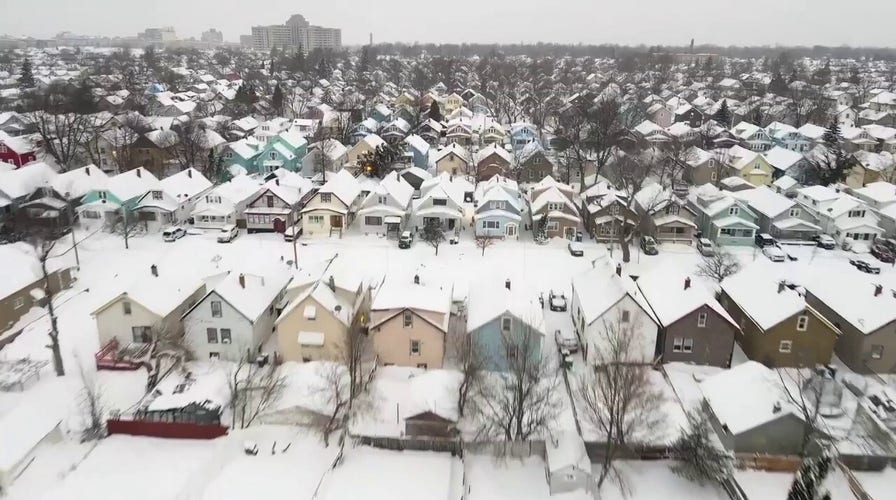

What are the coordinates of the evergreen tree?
(672, 408, 734, 487)
(787, 454, 832, 500)
(813, 121, 850, 186)
(287, 48, 305, 73)
(19, 58, 35, 90)
(534, 216, 548, 244)
(272, 83, 284, 116)
(713, 99, 731, 127)
(428, 100, 443, 122)
(769, 72, 788, 95)
(359, 46, 370, 73)
(70, 79, 98, 114)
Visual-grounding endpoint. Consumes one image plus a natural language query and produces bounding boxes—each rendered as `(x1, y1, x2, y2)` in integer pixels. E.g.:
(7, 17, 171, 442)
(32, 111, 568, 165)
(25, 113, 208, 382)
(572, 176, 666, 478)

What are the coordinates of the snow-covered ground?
(466, 454, 588, 500)
(597, 460, 728, 500)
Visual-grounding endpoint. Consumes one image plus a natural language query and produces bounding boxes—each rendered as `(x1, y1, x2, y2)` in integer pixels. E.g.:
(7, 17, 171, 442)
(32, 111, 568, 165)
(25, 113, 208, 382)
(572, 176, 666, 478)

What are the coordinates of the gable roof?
(720, 263, 806, 330)
(466, 281, 544, 333)
(190, 270, 291, 323)
(160, 168, 212, 201)
(51, 164, 109, 200)
(763, 146, 804, 172)
(636, 270, 736, 328)
(318, 169, 361, 206)
(572, 254, 657, 327)
(732, 186, 796, 218)
(0, 162, 56, 200)
(804, 272, 896, 335)
(106, 167, 160, 202)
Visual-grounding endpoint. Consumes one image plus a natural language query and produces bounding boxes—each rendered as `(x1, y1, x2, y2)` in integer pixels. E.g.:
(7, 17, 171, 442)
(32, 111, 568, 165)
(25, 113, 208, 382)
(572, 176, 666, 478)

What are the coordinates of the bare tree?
(778, 368, 836, 458)
(672, 406, 734, 487)
(421, 218, 446, 255)
(576, 315, 665, 491)
(474, 235, 497, 256)
(112, 207, 143, 250)
(447, 322, 486, 418)
(21, 229, 66, 376)
(310, 362, 349, 446)
(608, 150, 661, 262)
(473, 321, 561, 442)
(696, 249, 741, 284)
(146, 319, 192, 389)
(77, 359, 105, 441)
(28, 111, 93, 171)
(226, 353, 285, 429)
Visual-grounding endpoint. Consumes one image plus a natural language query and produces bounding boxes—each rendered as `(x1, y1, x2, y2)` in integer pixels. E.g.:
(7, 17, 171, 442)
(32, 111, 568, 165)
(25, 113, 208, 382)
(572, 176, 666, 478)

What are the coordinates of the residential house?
(846, 150, 895, 189)
(244, 174, 312, 233)
(684, 146, 722, 186)
(633, 120, 672, 146)
(183, 269, 290, 360)
(529, 176, 581, 240)
(764, 146, 813, 182)
(473, 176, 522, 238)
(570, 254, 659, 363)
(545, 432, 592, 495)
(509, 123, 538, 150)
(842, 127, 879, 153)
(300, 139, 348, 178)
(466, 281, 545, 371)
(254, 118, 292, 145)
(767, 122, 813, 153)
(732, 186, 822, 241)
(275, 273, 369, 363)
(369, 276, 453, 369)
(132, 130, 178, 176)
(133, 168, 213, 232)
(795, 185, 883, 243)
(850, 181, 896, 211)
(805, 273, 896, 374)
(0, 131, 36, 167)
(228, 116, 259, 139)
(191, 175, 262, 229)
(300, 169, 363, 237)
(403, 134, 430, 170)
(726, 145, 775, 186)
(357, 171, 414, 237)
(637, 271, 737, 367)
(720, 266, 839, 367)
(346, 134, 386, 165)
(474, 143, 512, 181)
(442, 93, 465, 114)
(78, 167, 160, 227)
(673, 104, 704, 128)
(0, 243, 76, 332)
(581, 181, 638, 242)
(687, 187, 760, 246)
(633, 183, 697, 244)
(0, 112, 34, 136)
(731, 121, 773, 152)
(50, 164, 110, 207)
(479, 121, 507, 146)
(416, 119, 444, 146)
(517, 141, 555, 183)
(433, 143, 471, 176)
(646, 103, 673, 128)
(222, 138, 261, 174)
(350, 118, 380, 145)
(380, 118, 412, 145)
(252, 130, 308, 175)
(410, 172, 465, 233)
(0, 162, 57, 223)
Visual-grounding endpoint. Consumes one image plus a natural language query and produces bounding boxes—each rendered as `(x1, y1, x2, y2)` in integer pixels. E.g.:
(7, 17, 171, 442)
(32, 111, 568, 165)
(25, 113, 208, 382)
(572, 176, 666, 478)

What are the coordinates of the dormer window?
(848, 209, 866, 218)
(151, 190, 163, 200)
(98, 191, 108, 200)
(728, 207, 740, 216)
(433, 198, 447, 206)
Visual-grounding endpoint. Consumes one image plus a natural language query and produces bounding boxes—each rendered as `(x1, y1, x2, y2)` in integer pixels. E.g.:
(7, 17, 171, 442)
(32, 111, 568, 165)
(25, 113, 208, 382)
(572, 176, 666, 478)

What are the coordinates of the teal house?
(252, 130, 308, 175)
(466, 285, 546, 371)
(688, 190, 759, 246)
(77, 167, 161, 226)
(222, 138, 261, 175)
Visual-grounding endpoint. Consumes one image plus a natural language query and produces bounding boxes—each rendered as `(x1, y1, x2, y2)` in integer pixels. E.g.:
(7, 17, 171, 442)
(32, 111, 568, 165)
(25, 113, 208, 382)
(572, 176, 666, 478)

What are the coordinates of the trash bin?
(576, 231, 583, 242)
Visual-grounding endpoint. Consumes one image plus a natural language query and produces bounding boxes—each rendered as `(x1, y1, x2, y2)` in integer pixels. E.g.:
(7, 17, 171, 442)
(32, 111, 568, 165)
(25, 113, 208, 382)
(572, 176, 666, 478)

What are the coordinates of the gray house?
(473, 178, 522, 239)
(804, 274, 896, 374)
(637, 271, 737, 367)
(732, 186, 822, 241)
(466, 283, 545, 372)
(687, 188, 760, 246)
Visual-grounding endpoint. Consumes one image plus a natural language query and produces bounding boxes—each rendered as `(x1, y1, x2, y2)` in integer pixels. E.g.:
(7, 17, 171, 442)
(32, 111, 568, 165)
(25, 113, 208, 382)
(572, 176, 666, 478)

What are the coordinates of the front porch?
(245, 207, 293, 233)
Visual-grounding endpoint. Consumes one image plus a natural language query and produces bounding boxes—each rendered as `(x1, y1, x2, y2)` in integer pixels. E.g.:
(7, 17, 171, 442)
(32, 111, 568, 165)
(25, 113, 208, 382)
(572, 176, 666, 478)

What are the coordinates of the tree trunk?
(42, 260, 65, 376)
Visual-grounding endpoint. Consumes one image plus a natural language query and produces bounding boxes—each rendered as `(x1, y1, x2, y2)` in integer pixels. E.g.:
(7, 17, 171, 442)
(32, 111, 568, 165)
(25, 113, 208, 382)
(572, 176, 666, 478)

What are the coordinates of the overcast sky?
(2, 1, 895, 48)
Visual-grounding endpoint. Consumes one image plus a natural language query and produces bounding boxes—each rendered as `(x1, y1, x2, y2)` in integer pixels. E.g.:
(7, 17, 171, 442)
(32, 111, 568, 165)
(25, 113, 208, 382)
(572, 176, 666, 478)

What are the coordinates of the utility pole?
(71, 225, 80, 267)
(290, 212, 298, 269)
(122, 207, 130, 250)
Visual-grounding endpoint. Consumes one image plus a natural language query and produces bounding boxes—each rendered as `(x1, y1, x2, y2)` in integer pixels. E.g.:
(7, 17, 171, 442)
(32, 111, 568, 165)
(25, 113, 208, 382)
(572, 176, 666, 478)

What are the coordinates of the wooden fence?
(107, 418, 228, 439)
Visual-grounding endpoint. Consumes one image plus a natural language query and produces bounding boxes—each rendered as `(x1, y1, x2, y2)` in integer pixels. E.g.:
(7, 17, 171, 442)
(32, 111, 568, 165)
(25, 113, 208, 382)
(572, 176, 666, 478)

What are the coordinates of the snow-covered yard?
(596, 460, 728, 500)
(465, 454, 587, 500)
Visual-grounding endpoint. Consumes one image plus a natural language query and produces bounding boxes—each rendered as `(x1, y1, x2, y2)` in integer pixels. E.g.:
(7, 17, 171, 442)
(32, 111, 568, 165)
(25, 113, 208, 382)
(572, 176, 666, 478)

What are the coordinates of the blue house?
(687, 189, 760, 246)
(466, 284, 545, 371)
(509, 122, 539, 150)
(251, 130, 308, 175)
(350, 118, 380, 145)
(403, 134, 430, 169)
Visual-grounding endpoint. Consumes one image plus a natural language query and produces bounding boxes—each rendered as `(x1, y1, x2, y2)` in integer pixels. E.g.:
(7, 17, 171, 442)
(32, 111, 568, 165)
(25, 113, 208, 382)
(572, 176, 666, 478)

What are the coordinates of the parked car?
(871, 243, 895, 264)
(754, 233, 777, 248)
(762, 246, 786, 262)
(548, 290, 568, 312)
(697, 238, 715, 256)
(813, 234, 836, 250)
(283, 223, 302, 242)
(568, 241, 584, 257)
(398, 231, 413, 249)
(555, 329, 579, 353)
(640, 236, 658, 255)
(217, 224, 239, 243)
(850, 259, 881, 274)
(162, 226, 186, 242)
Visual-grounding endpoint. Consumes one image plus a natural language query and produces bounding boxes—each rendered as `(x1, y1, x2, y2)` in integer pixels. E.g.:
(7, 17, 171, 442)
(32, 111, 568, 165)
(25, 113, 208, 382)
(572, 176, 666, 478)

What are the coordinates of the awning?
(384, 216, 402, 224)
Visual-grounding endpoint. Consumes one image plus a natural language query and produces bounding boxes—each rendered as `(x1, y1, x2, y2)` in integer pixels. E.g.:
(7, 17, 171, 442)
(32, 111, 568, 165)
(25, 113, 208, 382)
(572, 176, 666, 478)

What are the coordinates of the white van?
(217, 224, 239, 243)
(697, 238, 715, 256)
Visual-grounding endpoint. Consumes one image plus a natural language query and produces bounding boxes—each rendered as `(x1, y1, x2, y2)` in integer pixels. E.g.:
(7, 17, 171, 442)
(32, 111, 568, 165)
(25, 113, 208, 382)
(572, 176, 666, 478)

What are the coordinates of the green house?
(689, 191, 759, 246)
(251, 130, 308, 175)
(78, 167, 161, 225)
(222, 138, 261, 175)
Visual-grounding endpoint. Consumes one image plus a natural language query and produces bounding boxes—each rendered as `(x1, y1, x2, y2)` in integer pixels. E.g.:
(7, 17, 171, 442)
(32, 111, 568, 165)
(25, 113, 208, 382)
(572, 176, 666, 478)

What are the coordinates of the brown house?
(638, 273, 737, 367)
(473, 144, 512, 182)
(15, 187, 75, 237)
(804, 275, 896, 374)
(634, 184, 698, 244)
(580, 182, 637, 242)
(720, 270, 839, 368)
(528, 176, 581, 240)
(518, 143, 555, 182)
(1, 244, 76, 336)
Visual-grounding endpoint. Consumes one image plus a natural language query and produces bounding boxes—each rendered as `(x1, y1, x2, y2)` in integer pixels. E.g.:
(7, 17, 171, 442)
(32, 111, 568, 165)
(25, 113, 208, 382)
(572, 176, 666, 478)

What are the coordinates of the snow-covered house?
(433, 143, 471, 176)
(473, 176, 522, 239)
(222, 138, 261, 174)
(78, 167, 161, 227)
(380, 118, 411, 145)
(528, 176, 581, 240)
(190, 175, 262, 229)
(726, 145, 774, 186)
(357, 171, 414, 237)
(763, 146, 812, 182)
(479, 120, 507, 146)
(300, 138, 348, 178)
(50, 164, 110, 205)
(473, 143, 512, 182)
(731, 121, 773, 152)
(182, 269, 291, 360)
(251, 130, 308, 175)
(545, 431, 592, 495)
(349, 117, 380, 144)
(243, 174, 311, 233)
(570, 253, 659, 363)
(410, 173, 466, 233)
(581, 181, 638, 243)
(732, 186, 822, 241)
(687, 188, 759, 246)
(0, 162, 57, 221)
(795, 185, 883, 244)
(509, 122, 538, 150)
(133, 168, 212, 232)
(847, 150, 895, 189)
(466, 280, 545, 371)
(633, 183, 698, 244)
(0, 243, 76, 332)
(403, 134, 430, 170)
(300, 169, 362, 237)
(517, 141, 555, 183)
(850, 181, 896, 211)
(346, 134, 385, 165)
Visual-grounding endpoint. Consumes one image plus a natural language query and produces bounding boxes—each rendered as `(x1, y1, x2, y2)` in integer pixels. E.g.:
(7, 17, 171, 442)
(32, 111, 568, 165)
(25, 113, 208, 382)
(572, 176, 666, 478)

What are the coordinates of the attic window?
(621, 310, 630, 323)
(211, 300, 222, 318)
(848, 209, 866, 218)
(697, 313, 707, 328)
(728, 207, 740, 216)
(789, 208, 801, 218)
(321, 193, 332, 203)
(796, 315, 809, 332)
(123, 301, 132, 315)
(403, 310, 413, 328)
(98, 191, 108, 200)
(501, 316, 512, 332)
(151, 190, 163, 200)
(433, 198, 448, 206)
(224, 152, 233, 159)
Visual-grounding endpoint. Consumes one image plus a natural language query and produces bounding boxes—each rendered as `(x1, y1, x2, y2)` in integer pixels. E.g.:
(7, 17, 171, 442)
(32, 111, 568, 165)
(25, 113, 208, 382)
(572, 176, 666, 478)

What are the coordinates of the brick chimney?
(239, 273, 246, 288)
(150, 264, 158, 277)
(684, 277, 691, 290)
(187, 169, 192, 178)
(85, 165, 90, 176)
(275, 178, 280, 186)
(505, 278, 511, 290)
(874, 284, 883, 297)
(777, 281, 786, 294)
(135, 168, 142, 178)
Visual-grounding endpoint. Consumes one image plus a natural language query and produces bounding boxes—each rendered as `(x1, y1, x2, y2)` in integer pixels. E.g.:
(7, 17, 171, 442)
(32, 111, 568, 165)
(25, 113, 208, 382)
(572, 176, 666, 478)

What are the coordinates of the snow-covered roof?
(763, 146, 804, 172)
(372, 278, 452, 316)
(51, 164, 108, 200)
(797, 184, 841, 203)
(853, 182, 896, 205)
(227, 138, 259, 160)
(146, 363, 229, 412)
(804, 272, 896, 335)
(797, 123, 827, 141)
(0, 130, 34, 154)
(0, 243, 40, 298)
(572, 252, 656, 327)
(466, 280, 544, 333)
(208, 175, 262, 205)
(431, 142, 470, 164)
(732, 186, 796, 218)
(0, 379, 65, 472)
(720, 263, 806, 330)
(700, 361, 800, 435)
(106, 167, 160, 202)
(545, 431, 591, 474)
(0, 161, 56, 200)
(637, 270, 736, 328)
(199, 269, 292, 323)
(318, 169, 361, 206)
(95, 266, 205, 318)
(160, 168, 211, 201)
(474, 143, 512, 165)
(403, 134, 429, 155)
(773, 175, 799, 192)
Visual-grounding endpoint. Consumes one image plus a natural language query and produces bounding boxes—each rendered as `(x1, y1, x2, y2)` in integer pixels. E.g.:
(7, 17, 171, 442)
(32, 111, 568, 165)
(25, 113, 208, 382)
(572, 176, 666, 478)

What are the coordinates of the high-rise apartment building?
(251, 14, 341, 52)
(201, 29, 224, 44)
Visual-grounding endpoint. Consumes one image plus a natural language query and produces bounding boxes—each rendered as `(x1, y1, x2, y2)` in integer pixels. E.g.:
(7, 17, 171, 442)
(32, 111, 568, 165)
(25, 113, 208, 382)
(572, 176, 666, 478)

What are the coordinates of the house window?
(221, 329, 231, 344)
(683, 338, 694, 353)
(206, 195, 222, 204)
(788, 208, 801, 218)
(848, 209, 866, 218)
(547, 202, 563, 211)
(211, 300, 222, 318)
(779, 340, 793, 353)
(403, 310, 413, 328)
(796, 315, 808, 332)
(224, 151, 233, 159)
(365, 216, 383, 226)
(501, 316, 512, 332)
(320, 193, 332, 203)
(209, 352, 219, 359)
(266, 195, 274, 208)
(621, 310, 630, 323)
(123, 301, 132, 315)
(609, 204, 619, 215)
(870, 345, 884, 360)
(728, 207, 740, 216)
(410, 340, 421, 355)
(13, 296, 25, 309)
(697, 312, 707, 328)
(483, 220, 499, 229)
(492, 201, 506, 210)
(207, 328, 218, 343)
(433, 198, 448, 206)
(98, 191, 108, 200)
(151, 190, 163, 200)
(711, 171, 718, 181)
(268, 152, 277, 160)
(378, 195, 387, 204)
(308, 215, 324, 224)
(546, 221, 559, 231)
(132, 326, 151, 343)
(673, 337, 683, 352)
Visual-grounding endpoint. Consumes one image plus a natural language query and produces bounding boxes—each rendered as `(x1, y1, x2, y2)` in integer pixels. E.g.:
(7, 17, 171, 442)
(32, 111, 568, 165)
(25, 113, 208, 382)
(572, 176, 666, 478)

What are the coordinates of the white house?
(183, 268, 291, 360)
(300, 169, 362, 237)
(795, 185, 883, 243)
(190, 175, 262, 229)
(357, 171, 414, 237)
(410, 173, 466, 233)
(133, 168, 212, 232)
(300, 139, 348, 178)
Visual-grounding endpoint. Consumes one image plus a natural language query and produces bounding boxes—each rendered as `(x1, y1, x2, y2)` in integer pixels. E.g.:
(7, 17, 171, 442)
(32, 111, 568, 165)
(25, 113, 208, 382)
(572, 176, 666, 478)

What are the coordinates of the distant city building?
(251, 14, 341, 52)
(201, 29, 224, 44)
(140, 27, 177, 43)
(239, 35, 254, 48)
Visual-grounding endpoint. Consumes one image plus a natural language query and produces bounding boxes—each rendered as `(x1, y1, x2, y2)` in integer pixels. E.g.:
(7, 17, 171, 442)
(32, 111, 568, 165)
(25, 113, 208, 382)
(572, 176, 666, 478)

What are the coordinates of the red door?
(273, 218, 286, 233)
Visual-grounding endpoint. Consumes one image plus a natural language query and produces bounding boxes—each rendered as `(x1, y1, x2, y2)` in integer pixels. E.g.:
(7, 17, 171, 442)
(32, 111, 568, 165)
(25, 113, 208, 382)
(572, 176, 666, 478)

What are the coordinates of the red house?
(0, 131, 37, 168)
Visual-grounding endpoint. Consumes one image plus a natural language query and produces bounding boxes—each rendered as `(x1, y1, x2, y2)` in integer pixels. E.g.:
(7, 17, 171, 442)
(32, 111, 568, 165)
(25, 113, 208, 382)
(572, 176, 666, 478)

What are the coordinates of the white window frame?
(13, 296, 25, 309)
(697, 312, 707, 328)
(672, 337, 683, 352)
(728, 206, 740, 216)
(410, 340, 421, 355)
(683, 338, 694, 353)
(779, 340, 793, 353)
(211, 300, 222, 318)
(501, 316, 512, 332)
(403, 310, 413, 328)
(796, 315, 808, 332)
(788, 208, 801, 218)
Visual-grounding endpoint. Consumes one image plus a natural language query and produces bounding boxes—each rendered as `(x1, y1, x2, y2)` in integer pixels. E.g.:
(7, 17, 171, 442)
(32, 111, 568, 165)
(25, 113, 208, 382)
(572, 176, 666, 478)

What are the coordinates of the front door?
(564, 227, 575, 240)
(330, 215, 343, 228)
(448, 219, 456, 230)
(272, 218, 286, 233)
(506, 223, 517, 237)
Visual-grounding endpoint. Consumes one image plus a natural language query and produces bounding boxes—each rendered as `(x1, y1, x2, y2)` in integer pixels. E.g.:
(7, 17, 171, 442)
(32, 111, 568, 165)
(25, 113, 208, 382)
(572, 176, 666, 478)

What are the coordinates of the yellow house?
(442, 93, 465, 114)
(729, 146, 774, 186)
(433, 143, 471, 176)
(275, 277, 368, 363)
(346, 134, 386, 165)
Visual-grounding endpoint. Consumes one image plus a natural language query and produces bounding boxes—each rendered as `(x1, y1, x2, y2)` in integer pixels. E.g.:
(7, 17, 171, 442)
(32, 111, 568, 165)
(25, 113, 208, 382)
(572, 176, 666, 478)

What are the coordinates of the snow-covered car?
(697, 238, 715, 256)
(850, 259, 881, 274)
(762, 246, 786, 262)
(567, 241, 584, 257)
(217, 224, 239, 243)
(548, 291, 567, 312)
(162, 226, 186, 242)
(813, 234, 836, 250)
(555, 329, 579, 353)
